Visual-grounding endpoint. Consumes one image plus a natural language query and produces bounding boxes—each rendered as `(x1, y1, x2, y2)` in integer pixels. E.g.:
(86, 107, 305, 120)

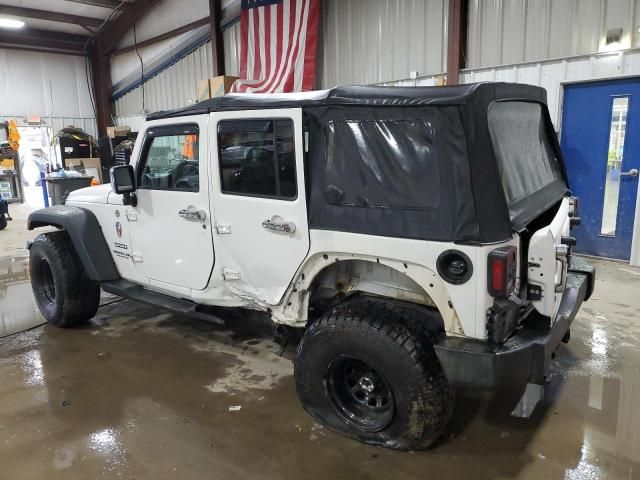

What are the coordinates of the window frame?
(136, 123, 201, 193)
(217, 117, 298, 201)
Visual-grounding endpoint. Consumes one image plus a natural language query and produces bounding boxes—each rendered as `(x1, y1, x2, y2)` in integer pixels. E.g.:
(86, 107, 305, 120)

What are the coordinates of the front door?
(561, 78, 640, 260)
(127, 120, 215, 291)
(211, 108, 310, 305)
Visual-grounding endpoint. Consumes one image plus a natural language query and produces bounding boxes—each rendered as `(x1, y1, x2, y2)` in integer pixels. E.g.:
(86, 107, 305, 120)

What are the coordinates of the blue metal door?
(561, 78, 640, 260)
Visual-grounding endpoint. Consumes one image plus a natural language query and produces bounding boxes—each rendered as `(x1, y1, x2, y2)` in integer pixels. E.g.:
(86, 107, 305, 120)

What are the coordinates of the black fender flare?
(28, 205, 120, 282)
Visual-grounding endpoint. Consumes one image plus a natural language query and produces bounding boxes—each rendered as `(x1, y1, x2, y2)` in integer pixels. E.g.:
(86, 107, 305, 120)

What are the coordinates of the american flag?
(230, 0, 320, 93)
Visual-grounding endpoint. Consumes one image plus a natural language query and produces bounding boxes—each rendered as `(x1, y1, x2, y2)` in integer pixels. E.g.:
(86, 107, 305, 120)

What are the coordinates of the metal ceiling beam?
(97, 0, 161, 55)
(112, 17, 210, 56)
(0, 38, 86, 55)
(62, 0, 128, 9)
(0, 27, 89, 54)
(0, 5, 104, 28)
(90, 0, 161, 135)
(446, 0, 469, 85)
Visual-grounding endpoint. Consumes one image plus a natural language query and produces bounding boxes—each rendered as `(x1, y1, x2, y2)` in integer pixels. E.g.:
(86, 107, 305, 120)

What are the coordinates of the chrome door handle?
(262, 219, 296, 234)
(620, 168, 639, 177)
(178, 206, 207, 222)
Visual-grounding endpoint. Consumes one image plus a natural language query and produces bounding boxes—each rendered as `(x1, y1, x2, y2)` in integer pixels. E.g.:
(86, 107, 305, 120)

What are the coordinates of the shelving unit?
(0, 152, 23, 204)
(0, 121, 23, 204)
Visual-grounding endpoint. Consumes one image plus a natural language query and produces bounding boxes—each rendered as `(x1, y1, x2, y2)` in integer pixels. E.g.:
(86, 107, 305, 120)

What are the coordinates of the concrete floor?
(1, 206, 640, 479)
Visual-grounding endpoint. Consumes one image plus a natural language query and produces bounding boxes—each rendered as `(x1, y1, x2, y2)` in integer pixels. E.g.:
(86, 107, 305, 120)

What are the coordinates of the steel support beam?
(89, 47, 113, 137)
(113, 17, 210, 56)
(446, 0, 468, 85)
(209, 0, 225, 75)
(97, 0, 161, 55)
(0, 5, 103, 28)
(87, 0, 161, 136)
(0, 28, 89, 55)
(63, 0, 129, 9)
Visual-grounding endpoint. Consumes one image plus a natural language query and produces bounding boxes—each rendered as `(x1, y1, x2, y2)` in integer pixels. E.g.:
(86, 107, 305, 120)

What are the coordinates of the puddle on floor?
(0, 255, 45, 337)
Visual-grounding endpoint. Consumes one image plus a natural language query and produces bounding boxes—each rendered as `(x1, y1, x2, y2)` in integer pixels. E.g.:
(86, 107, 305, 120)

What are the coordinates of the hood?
(66, 184, 112, 204)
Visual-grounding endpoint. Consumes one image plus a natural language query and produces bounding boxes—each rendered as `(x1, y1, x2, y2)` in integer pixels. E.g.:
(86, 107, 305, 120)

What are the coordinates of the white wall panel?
(318, 0, 448, 88)
(468, 0, 640, 69)
(0, 48, 96, 136)
(224, 21, 241, 76)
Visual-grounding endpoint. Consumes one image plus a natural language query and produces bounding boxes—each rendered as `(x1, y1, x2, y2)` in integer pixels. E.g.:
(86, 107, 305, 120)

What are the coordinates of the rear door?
(561, 79, 640, 260)
(210, 108, 309, 305)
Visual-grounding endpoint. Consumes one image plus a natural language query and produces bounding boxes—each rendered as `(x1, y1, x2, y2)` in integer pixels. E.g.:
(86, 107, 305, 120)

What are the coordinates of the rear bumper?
(433, 256, 595, 388)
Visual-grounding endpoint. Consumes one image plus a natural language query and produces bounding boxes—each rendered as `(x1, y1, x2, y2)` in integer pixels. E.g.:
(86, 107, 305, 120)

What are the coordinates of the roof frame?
(0, 5, 104, 28)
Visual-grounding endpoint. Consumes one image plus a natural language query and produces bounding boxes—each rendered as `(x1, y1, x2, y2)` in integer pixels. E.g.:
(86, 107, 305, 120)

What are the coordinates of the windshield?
(488, 101, 564, 206)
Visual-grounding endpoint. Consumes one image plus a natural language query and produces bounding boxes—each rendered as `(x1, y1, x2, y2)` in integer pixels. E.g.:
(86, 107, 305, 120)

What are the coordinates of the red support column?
(446, 0, 469, 85)
(209, 0, 225, 76)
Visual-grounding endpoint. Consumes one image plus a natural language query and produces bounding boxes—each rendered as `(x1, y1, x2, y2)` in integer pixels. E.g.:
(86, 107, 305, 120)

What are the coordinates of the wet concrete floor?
(0, 254, 639, 479)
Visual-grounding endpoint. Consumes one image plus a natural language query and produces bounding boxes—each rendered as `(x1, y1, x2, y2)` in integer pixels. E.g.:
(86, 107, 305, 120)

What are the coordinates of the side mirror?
(110, 165, 137, 206)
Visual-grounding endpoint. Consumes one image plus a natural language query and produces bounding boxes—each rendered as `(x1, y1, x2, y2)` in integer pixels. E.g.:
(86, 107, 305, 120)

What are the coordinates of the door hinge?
(216, 223, 231, 234)
(126, 209, 138, 221)
(222, 268, 240, 281)
(527, 284, 543, 301)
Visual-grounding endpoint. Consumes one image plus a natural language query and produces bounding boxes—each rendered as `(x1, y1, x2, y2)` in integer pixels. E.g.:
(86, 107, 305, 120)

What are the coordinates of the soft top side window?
(218, 118, 297, 200)
(324, 118, 441, 210)
(138, 124, 200, 192)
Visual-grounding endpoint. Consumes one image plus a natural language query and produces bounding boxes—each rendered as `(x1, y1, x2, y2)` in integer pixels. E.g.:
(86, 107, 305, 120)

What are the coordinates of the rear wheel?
(294, 300, 454, 450)
(29, 231, 100, 328)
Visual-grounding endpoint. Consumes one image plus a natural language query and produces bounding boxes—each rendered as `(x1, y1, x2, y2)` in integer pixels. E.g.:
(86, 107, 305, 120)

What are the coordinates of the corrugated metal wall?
(0, 48, 96, 137)
(224, 21, 241, 76)
(318, 0, 448, 87)
(467, 0, 640, 68)
(386, 49, 640, 129)
(113, 0, 449, 123)
(114, 0, 640, 127)
(114, 41, 215, 118)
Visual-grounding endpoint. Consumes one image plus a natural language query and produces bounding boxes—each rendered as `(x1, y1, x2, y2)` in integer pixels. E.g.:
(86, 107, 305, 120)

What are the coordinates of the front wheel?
(294, 301, 454, 450)
(29, 231, 100, 328)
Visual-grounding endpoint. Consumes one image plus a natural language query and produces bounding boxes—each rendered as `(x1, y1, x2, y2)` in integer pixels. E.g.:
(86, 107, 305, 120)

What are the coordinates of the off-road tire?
(294, 300, 454, 450)
(29, 231, 100, 328)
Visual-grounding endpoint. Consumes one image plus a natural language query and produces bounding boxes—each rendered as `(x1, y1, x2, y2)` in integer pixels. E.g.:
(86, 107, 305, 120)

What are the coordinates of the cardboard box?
(107, 126, 131, 139)
(197, 75, 238, 102)
(66, 157, 103, 183)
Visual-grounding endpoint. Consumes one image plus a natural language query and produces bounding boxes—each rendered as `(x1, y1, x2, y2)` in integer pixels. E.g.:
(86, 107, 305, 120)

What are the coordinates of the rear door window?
(488, 101, 563, 205)
(217, 119, 297, 199)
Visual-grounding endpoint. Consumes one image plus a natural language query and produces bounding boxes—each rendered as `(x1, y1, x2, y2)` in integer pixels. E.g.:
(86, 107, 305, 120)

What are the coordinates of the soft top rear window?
(488, 101, 564, 205)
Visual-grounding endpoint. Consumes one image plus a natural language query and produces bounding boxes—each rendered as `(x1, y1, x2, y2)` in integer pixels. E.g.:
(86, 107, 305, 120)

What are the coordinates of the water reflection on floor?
(0, 257, 638, 479)
(0, 255, 45, 337)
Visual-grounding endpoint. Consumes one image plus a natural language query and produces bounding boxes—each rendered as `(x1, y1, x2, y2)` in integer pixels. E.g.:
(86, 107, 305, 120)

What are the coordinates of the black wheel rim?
(326, 357, 394, 432)
(39, 259, 56, 304)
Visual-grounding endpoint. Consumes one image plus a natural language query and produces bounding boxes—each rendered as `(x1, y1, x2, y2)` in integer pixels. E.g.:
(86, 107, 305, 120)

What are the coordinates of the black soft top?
(146, 82, 565, 244)
(147, 82, 546, 120)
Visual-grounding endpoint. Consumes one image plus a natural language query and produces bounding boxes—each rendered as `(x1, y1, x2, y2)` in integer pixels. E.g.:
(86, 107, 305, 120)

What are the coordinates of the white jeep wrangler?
(28, 83, 594, 450)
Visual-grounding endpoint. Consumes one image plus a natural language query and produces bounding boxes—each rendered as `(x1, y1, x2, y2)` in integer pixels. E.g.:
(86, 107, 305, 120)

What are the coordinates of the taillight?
(488, 246, 517, 298)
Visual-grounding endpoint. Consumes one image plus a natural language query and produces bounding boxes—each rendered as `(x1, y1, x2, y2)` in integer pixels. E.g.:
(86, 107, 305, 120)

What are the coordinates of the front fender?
(28, 205, 120, 282)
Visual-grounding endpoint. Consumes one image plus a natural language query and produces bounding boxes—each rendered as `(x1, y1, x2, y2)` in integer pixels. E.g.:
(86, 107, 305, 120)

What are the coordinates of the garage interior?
(1, 0, 640, 478)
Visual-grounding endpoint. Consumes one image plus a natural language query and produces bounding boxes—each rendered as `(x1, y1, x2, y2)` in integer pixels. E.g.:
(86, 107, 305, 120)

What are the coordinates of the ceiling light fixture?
(0, 18, 25, 29)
